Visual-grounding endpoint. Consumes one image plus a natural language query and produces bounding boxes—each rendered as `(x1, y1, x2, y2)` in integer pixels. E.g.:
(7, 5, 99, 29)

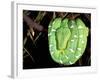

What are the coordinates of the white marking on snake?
(75, 54, 81, 59)
(49, 44, 53, 48)
(65, 56, 68, 59)
(69, 61, 73, 64)
(49, 25, 51, 28)
(48, 33, 52, 36)
(52, 21, 55, 25)
(70, 25, 74, 28)
(79, 35, 83, 38)
(82, 40, 84, 44)
(51, 29, 56, 32)
(51, 52, 54, 55)
(74, 35, 78, 38)
(75, 55, 79, 59)
(69, 49, 74, 53)
(60, 60, 63, 64)
(77, 48, 81, 51)
(78, 25, 83, 29)
(71, 39, 74, 42)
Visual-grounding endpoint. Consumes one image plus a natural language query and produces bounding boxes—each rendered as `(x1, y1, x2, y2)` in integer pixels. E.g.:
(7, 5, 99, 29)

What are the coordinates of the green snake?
(48, 18, 89, 65)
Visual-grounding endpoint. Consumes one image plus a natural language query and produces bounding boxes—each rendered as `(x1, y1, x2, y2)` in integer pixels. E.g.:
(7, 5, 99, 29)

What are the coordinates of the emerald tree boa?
(48, 18, 89, 65)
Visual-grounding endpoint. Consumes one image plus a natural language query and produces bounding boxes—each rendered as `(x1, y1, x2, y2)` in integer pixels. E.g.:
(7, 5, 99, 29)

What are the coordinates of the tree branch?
(23, 13, 45, 32)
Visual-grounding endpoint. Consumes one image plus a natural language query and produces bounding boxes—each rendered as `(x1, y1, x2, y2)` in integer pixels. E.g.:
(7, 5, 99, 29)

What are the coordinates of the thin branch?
(23, 10, 31, 15)
(34, 32, 42, 42)
(53, 12, 56, 19)
(23, 37, 27, 46)
(34, 11, 46, 23)
(78, 58, 82, 66)
(23, 47, 35, 63)
(24, 54, 29, 58)
(23, 13, 44, 32)
(84, 14, 91, 21)
(67, 13, 80, 19)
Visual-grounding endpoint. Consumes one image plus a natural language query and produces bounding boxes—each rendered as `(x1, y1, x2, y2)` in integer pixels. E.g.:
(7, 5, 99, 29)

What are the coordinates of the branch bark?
(23, 14, 45, 32)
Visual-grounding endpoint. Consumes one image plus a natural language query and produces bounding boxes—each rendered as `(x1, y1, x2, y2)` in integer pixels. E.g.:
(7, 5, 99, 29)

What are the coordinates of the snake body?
(48, 18, 89, 65)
